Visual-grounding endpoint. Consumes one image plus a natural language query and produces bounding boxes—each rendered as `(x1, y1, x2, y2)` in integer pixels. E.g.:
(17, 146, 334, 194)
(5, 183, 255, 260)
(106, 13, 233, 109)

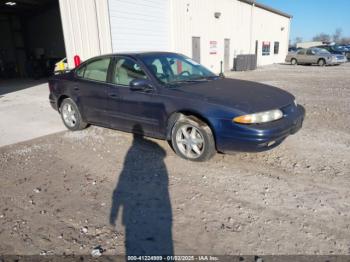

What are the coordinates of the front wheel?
(60, 98, 87, 131)
(318, 59, 326, 67)
(171, 116, 216, 162)
(291, 58, 298, 65)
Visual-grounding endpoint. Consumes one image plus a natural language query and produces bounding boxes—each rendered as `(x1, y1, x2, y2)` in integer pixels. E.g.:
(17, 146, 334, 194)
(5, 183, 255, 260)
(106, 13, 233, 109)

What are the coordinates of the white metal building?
(58, 0, 291, 73)
(0, 0, 291, 79)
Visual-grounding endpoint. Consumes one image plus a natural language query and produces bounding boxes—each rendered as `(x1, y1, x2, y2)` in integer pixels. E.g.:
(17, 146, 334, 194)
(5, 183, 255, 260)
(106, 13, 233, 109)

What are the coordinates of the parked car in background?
(286, 48, 347, 66)
(49, 52, 305, 161)
(314, 45, 350, 60)
(288, 47, 298, 53)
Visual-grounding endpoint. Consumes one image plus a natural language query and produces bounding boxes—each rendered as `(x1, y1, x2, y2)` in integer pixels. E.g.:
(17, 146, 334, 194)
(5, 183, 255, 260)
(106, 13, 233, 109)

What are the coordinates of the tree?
(333, 28, 342, 43)
(294, 37, 303, 45)
(339, 37, 350, 45)
(312, 33, 331, 42)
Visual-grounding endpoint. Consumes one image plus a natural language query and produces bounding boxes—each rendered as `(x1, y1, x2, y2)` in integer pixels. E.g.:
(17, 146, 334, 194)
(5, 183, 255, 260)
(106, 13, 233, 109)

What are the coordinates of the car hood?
(173, 78, 295, 113)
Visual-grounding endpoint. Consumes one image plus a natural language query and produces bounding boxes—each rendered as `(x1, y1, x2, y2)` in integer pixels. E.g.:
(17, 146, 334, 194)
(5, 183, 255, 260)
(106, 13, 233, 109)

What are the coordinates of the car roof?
(97, 51, 180, 58)
(76, 51, 183, 68)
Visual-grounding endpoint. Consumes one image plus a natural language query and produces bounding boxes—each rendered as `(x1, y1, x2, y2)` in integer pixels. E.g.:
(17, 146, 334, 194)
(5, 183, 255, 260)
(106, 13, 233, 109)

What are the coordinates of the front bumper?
(215, 105, 305, 153)
(329, 57, 347, 64)
(328, 61, 346, 65)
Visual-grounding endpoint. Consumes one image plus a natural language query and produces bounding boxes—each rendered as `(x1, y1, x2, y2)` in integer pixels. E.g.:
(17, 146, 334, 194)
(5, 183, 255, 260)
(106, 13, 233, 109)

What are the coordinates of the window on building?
(274, 42, 280, 54)
(262, 42, 271, 56)
(113, 57, 147, 86)
(80, 58, 111, 82)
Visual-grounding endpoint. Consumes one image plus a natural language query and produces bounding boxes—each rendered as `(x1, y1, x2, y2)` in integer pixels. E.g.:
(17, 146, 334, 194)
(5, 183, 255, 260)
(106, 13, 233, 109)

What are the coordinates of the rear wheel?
(60, 98, 87, 131)
(291, 58, 297, 65)
(318, 59, 326, 67)
(171, 116, 216, 162)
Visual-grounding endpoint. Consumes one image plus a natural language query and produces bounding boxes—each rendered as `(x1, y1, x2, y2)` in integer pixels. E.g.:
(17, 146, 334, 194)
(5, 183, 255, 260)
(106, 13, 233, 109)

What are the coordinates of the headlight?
(233, 109, 283, 124)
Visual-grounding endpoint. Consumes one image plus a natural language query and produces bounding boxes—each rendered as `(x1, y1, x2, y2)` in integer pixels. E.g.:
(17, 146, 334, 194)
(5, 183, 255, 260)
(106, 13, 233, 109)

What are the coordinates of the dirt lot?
(1, 63, 350, 256)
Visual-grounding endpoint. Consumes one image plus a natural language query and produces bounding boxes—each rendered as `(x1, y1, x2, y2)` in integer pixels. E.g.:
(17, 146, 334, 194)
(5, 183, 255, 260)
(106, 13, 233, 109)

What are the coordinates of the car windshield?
(333, 45, 346, 52)
(139, 53, 218, 86)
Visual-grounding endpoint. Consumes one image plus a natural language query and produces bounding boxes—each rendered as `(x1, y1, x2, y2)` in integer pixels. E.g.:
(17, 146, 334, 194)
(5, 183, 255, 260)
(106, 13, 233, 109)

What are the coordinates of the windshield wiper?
(174, 76, 219, 83)
(168, 79, 208, 85)
(202, 75, 220, 80)
(165, 76, 220, 87)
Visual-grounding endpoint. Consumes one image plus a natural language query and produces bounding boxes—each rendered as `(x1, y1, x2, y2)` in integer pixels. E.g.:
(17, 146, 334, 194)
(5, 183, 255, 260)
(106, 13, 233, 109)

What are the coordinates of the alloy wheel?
(175, 124, 205, 159)
(62, 103, 77, 128)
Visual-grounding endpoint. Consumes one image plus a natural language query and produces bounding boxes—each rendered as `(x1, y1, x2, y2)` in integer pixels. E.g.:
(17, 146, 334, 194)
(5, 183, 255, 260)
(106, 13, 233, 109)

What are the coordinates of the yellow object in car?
(57, 61, 65, 71)
(54, 58, 68, 74)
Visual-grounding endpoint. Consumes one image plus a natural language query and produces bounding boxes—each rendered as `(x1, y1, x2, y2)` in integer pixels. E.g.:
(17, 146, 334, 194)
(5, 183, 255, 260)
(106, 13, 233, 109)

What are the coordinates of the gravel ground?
(0, 63, 350, 256)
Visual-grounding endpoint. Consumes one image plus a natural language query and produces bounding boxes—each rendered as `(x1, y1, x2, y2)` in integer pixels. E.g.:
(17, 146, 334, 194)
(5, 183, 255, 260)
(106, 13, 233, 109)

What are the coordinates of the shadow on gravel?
(110, 124, 173, 256)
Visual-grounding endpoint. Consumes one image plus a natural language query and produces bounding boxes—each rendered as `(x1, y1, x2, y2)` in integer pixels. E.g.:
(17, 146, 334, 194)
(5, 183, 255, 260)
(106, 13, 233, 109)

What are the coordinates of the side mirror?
(129, 79, 153, 91)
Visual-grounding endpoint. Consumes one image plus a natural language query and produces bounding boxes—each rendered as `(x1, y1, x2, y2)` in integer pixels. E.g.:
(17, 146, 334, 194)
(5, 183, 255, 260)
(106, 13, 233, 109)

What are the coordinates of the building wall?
(59, 0, 112, 68)
(172, 0, 252, 73)
(172, 0, 291, 73)
(59, 0, 290, 71)
(252, 5, 291, 66)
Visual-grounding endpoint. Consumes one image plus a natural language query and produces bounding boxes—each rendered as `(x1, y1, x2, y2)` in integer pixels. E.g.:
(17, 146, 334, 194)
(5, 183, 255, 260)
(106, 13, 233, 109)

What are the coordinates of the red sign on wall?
(209, 41, 217, 55)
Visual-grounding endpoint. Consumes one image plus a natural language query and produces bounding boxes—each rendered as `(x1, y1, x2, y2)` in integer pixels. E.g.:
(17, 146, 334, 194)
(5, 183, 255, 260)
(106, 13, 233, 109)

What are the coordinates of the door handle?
(108, 93, 119, 99)
(73, 86, 80, 91)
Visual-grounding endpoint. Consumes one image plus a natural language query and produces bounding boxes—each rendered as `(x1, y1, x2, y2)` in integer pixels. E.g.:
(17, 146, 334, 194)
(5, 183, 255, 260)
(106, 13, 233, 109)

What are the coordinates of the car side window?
(113, 57, 147, 86)
(306, 49, 315, 55)
(81, 58, 111, 82)
(297, 49, 306, 55)
(76, 65, 86, 78)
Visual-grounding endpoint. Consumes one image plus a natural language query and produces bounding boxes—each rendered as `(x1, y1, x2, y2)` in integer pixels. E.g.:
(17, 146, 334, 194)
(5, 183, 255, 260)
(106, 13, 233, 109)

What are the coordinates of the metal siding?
(171, 0, 291, 72)
(252, 6, 290, 66)
(59, 0, 112, 68)
(108, 0, 171, 52)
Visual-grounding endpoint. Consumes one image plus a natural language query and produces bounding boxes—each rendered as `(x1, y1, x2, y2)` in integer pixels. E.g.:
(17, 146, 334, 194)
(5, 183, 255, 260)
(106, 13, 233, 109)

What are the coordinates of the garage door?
(108, 0, 171, 52)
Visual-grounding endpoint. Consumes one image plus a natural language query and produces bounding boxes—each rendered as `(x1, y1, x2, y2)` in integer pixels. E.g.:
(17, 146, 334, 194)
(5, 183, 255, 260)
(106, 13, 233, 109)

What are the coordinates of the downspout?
(249, 0, 256, 54)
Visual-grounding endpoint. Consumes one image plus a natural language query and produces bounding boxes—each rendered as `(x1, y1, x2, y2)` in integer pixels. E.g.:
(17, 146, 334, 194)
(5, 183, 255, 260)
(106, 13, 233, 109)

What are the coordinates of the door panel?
(296, 50, 307, 64)
(75, 80, 110, 124)
(192, 37, 201, 63)
(305, 49, 315, 64)
(108, 87, 163, 136)
(106, 56, 164, 136)
(224, 39, 230, 72)
(74, 57, 112, 124)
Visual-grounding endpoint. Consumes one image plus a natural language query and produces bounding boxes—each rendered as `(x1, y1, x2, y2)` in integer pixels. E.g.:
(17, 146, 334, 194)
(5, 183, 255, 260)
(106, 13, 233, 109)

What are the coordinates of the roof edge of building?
(238, 0, 293, 19)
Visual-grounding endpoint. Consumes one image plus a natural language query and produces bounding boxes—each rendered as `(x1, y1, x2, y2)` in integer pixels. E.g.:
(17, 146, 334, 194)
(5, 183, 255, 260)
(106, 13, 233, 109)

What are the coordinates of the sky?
(257, 0, 350, 43)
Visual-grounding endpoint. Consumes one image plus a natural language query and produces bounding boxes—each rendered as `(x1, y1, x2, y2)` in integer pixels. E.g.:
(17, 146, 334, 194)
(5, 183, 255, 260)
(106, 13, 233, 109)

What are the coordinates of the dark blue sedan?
(49, 52, 305, 161)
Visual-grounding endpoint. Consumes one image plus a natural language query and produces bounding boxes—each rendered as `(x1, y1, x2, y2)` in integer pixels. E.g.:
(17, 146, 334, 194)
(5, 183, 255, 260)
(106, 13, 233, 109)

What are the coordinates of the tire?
(171, 116, 216, 162)
(318, 59, 326, 67)
(60, 98, 87, 131)
(291, 58, 297, 65)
